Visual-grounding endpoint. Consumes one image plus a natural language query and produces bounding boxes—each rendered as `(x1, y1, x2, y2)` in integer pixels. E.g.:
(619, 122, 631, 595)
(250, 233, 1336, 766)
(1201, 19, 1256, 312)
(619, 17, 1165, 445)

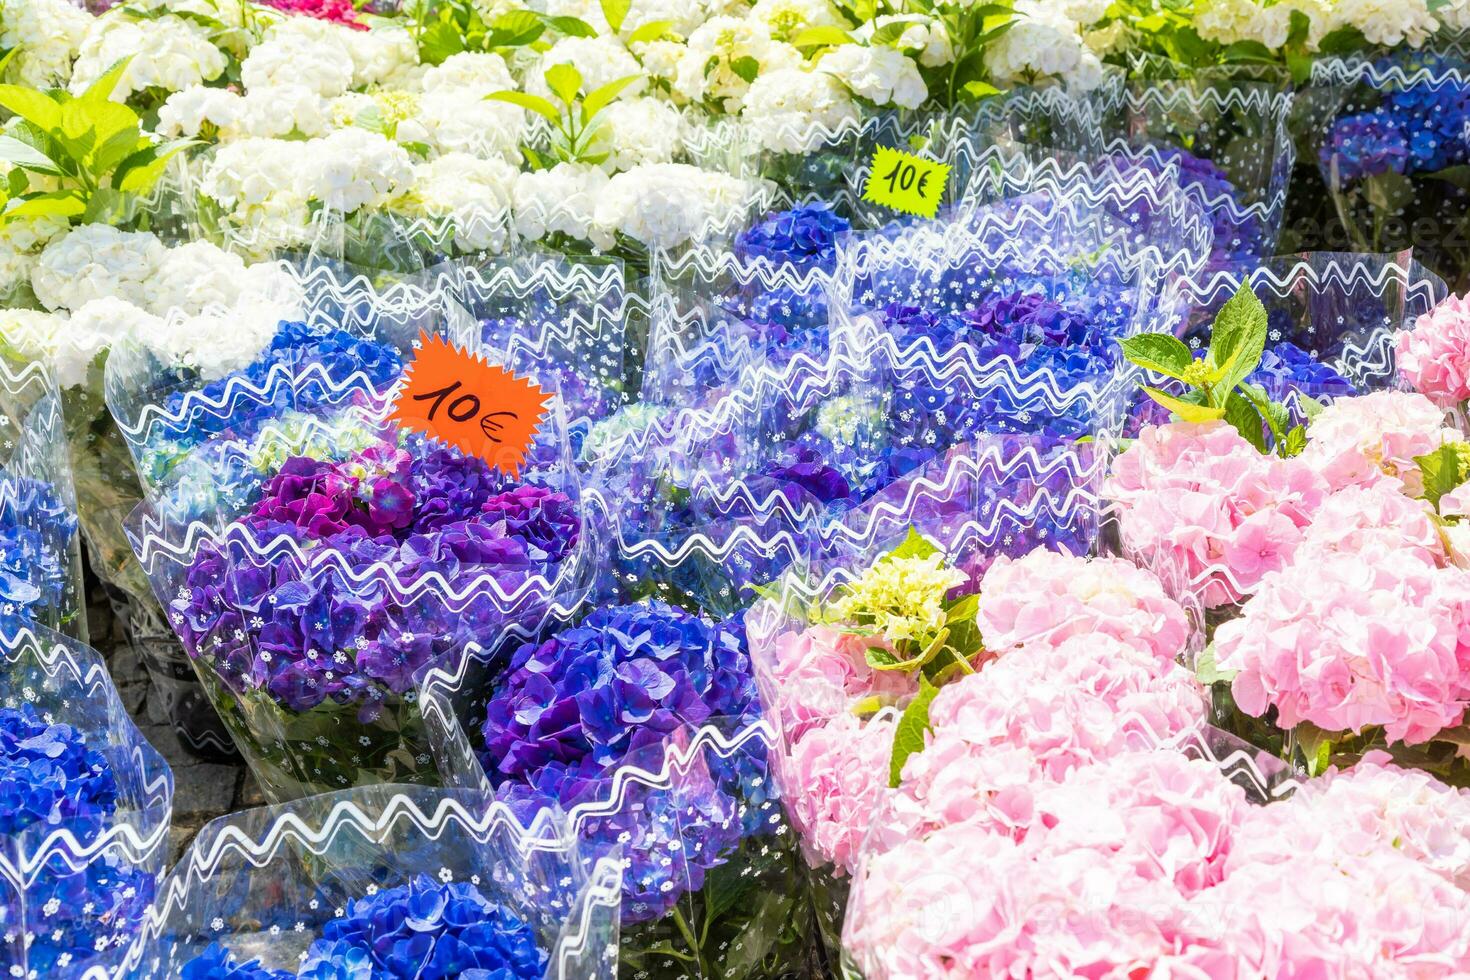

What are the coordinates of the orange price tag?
(387, 332, 551, 478)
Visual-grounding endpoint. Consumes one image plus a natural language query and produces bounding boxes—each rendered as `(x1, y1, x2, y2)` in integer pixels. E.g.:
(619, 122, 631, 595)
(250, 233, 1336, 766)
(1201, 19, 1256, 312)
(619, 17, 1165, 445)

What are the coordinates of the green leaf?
(960, 80, 1001, 100)
(626, 19, 674, 44)
(944, 592, 979, 624)
(539, 14, 597, 37)
(1207, 284, 1268, 395)
(700, 857, 759, 926)
(1297, 393, 1327, 421)
(1316, 25, 1366, 55)
(0, 85, 61, 133)
(1224, 390, 1269, 454)
(484, 90, 563, 124)
(865, 644, 919, 672)
(1, 191, 85, 221)
(889, 526, 939, 561)
(81, 185, 126, 224)
(1281, 424, 1307, 458)
(543, 62, 582, 105)
(0, 134, 60, 175)
(1221, 40, 1274, 63)
(1118, 333, 1193, 379)
(870, 20, 913, 45)
(113, 138, 196, 193)
(791, 26, 852, 48)
(79, 57, 134, 109)
(1142, 385, 1227, 423)
(1194, 643, 1238, 686)
(730, 55, 760, 84)
(1415, 443, 1466, 509)
(484, 10, 545, 47)
(418, 20, 466, 65)
(889, 675, 939, 788)
(600, 0, 631, 32)
(580, 74, 640, 123)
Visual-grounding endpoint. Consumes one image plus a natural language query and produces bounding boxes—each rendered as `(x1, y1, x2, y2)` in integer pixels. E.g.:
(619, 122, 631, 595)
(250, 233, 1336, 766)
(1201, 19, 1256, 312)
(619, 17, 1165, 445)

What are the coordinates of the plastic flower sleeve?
(117, 304, 594, 802)
(126, 785, 622, 979)
(1103, 64, 1296, 270)
(443, 251, 633, 458)
(0, 357, 84, 638)
(0, 623, 173, 980)
(420, 603, 815, 980)
(1310, 52, 1470, 292)
(1125, 251, 1447, 440)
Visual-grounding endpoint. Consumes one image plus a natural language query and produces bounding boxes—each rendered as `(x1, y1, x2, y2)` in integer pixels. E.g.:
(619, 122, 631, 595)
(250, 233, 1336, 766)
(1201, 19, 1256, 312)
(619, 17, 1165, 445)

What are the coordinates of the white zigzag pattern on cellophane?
(0, 627, 172, 885)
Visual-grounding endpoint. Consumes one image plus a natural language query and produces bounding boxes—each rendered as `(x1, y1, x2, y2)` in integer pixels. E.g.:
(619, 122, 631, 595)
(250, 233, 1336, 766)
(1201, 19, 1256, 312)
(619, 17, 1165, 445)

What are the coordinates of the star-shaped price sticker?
(863, 145, 950, 219)
(387, 331, 550, 478)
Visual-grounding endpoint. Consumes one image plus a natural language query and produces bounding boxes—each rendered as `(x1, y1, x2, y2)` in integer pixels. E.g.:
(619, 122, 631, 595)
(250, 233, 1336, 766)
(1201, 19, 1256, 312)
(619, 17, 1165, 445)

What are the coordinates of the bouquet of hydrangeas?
(421, 591, 816, 979)
(1310, 50, 1470, 291)
(0, 357, 84, 639)
(0, 623, 173, 980)
(747, 489, 1207, 969)
(130, 784, 622, 979)
(118, 306, 592, 801)
(1103, 62, 1297, 270)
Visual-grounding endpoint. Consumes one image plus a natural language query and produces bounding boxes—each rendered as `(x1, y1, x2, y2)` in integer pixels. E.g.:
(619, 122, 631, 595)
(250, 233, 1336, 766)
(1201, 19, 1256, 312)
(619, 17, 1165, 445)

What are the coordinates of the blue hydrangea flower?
(179, 878, 547, 980)
(0, 477, 77, 627)
(734, 205, 850, 266)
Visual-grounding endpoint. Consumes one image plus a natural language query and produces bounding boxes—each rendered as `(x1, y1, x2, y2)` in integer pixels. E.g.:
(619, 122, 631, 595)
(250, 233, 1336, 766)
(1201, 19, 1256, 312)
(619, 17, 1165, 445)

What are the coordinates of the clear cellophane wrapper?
(125, 784, 622, 979)
(111, 270, 595, 802)
(0, 623, 173, 980)
(1308, 49, 1470, 292)
(1102, 62, 1296, 271)
(420, 593, 822, 979)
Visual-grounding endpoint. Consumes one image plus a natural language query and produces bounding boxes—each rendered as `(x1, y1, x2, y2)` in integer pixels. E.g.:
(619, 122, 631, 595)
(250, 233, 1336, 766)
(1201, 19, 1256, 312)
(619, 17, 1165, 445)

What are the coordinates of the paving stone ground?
(88, 587, 261, 864)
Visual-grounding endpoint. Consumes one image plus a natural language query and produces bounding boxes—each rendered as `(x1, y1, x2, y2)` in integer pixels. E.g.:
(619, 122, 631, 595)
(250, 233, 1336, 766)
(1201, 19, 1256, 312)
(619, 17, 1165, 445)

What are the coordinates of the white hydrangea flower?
(156, 86, 245, 139)
(1193, 0, 1294, 49)
(241, 24, 355, 97)
(421, 51, 517, 96)
(625, 0, 721, 35)
(675, 16, 802, 112)
(1057, 0, 1111, 24)
(981, 0, 1105, 90)
(817, 43, 927, 108)
(633, 39, 686, 87)
(0, 0, 91, 89)
(70, 14, 227, 101)
(1328, 0, 1437, 46)
(741, 67, 860, 152)
(31, 225, 167, 313)
(146, 241, 253, 316)
(197, 139, 315, 254)
(0, 309, 91, 387)
(593, 162, 754, 248)
(856, 15, 954, 67)
(401, 153, 518, 252)
(148, 297, 288, 381)
(398, 91, 524, 160)
(345, 25, 418, 87)
(1083, 21, 1126, 55)
(0, 212, 68, 298)
(749, 0, 846, 41)
(296, 128, 414, 213)
(529, 36, 647, 100)
(512, 163, 613, 249)
(598, 97, 686, 171)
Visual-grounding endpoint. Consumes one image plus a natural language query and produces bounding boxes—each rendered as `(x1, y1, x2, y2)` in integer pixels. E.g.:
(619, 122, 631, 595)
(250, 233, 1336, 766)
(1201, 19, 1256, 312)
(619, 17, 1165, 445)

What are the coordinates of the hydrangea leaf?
(889, 674, 938, 788)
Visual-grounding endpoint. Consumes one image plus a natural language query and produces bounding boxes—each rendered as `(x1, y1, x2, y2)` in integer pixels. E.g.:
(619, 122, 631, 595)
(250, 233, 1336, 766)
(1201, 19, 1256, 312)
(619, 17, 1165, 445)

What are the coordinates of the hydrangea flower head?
(827, 553, 967, 645)
(1398, 292, 1470, 409)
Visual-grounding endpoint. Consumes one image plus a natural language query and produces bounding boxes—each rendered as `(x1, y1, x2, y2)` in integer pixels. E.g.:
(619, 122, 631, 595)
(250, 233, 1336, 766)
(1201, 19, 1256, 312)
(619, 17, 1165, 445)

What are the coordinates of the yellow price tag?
(862, 145, 949, 219)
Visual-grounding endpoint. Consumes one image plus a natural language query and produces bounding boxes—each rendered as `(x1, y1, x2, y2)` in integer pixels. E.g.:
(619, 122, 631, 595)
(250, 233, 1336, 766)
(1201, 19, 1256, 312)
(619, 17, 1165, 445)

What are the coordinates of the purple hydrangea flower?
(734, 204, 850, 266)
(1320, 112, 1410, 184)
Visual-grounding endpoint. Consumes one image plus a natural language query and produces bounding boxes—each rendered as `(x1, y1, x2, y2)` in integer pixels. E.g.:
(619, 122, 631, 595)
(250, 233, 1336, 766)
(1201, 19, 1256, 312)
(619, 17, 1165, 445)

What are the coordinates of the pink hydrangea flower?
(1195, 833, 1470, 977)
(1215, 541, 1470, 745)
(1229, 751, 1470, 889)
(755, 625, 914, 743)
(779, 711, 896, 876)
(1301, 389, 1462, 495)
(845, 751, 1247, 980)
(884, 635, 1206, 842)
(1397, 292, 1470, 408)
(1294, 480, 1446, 565)
(978, 549, 1191, 666)
(1106, 421, 1329, 607)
